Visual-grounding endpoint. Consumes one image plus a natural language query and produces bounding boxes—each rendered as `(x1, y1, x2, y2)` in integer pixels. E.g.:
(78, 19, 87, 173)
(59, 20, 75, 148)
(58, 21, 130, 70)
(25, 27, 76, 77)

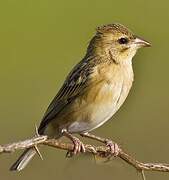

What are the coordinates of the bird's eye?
(118, 37, 129, 44)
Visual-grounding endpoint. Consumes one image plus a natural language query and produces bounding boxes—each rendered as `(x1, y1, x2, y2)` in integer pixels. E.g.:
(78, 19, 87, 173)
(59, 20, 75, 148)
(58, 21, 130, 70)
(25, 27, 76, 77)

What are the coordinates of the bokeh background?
(0, 0, 169, 180)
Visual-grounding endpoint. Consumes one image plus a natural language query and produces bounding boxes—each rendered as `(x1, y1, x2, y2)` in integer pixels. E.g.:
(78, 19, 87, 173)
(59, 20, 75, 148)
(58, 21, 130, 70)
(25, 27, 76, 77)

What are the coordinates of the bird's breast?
(86, 78, 131, 131)
(68, 62, 133, 133)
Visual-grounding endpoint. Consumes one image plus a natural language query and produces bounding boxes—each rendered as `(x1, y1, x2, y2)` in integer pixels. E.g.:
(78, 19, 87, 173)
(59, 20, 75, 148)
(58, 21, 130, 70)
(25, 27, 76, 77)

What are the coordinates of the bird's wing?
(38, 58, 95, 133)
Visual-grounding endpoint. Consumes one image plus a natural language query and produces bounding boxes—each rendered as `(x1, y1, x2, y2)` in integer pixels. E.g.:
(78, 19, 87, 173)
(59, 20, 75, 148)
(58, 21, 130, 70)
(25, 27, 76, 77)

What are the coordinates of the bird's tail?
(10, 148, 36, 171)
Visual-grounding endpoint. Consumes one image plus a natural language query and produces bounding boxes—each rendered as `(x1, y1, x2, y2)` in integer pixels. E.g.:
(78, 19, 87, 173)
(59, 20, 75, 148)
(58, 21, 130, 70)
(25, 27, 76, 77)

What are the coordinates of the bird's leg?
(80, 132, 120, 156)
(62, 129, 85, 156)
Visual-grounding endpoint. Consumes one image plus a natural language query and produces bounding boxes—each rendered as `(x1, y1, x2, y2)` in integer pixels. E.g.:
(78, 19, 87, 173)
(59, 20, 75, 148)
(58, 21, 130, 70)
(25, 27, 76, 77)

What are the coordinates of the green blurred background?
(0, 0, 169, 179)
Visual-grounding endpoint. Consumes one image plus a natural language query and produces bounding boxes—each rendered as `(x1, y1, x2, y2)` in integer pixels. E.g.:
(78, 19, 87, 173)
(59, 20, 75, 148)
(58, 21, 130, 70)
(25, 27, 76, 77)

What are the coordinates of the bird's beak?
(133, 36, 151, 47)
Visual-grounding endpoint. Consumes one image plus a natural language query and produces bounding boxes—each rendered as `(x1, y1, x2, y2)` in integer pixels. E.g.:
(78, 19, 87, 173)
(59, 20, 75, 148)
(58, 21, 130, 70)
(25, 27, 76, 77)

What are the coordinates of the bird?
(10, 23, 151, 171)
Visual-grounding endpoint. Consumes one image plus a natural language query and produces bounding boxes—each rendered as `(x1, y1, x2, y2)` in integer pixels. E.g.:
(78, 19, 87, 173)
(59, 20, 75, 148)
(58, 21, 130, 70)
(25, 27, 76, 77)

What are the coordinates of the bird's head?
(87, 23, 151, 64)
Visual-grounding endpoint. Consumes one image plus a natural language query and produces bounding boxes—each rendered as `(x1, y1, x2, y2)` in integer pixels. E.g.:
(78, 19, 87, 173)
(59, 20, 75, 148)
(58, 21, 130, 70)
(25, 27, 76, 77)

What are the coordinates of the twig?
(0, 136, 169, 174)
(141, 170, 146, 180)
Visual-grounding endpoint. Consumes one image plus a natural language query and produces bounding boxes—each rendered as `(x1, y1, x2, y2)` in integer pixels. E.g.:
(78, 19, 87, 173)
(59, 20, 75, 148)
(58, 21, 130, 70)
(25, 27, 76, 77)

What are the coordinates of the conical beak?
(134, 36, 151, 47)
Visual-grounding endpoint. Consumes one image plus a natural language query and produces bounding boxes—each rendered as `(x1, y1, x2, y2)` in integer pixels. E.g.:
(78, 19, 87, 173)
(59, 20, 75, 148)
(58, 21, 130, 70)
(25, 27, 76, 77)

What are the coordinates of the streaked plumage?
(10, 23, 150, 171)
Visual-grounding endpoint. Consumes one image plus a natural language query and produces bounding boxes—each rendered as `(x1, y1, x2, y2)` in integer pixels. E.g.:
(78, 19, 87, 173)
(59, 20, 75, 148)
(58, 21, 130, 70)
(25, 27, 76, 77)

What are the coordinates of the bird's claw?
(73, 137, 86, 154)
(66, 137, 85, 157)
(105, 139, 120, 156)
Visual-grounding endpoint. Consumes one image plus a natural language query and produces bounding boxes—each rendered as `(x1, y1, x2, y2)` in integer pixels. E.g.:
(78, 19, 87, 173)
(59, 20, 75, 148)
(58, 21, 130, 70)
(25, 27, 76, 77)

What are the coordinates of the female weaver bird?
(10, 23, 150, 171)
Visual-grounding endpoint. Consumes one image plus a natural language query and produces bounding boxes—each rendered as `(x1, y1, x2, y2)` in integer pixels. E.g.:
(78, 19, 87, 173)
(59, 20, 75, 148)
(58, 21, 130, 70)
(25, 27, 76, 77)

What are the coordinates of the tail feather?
(10, 148, 36, 171)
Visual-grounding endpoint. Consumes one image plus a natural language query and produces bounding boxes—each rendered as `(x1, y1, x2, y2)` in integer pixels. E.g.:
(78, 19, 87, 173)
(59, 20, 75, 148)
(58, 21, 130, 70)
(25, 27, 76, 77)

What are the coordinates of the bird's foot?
(80, 132, 120, 157)
(105, 139, 120, 157)
(72, 136, 86, 154)
(66, 137, 85, 157)
(62, 129, 85, 157)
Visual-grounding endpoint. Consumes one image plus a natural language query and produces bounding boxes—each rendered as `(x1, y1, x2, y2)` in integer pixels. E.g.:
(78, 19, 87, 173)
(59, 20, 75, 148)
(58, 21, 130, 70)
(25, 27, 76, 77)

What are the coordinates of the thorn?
(65, 151, 73, 158)
(93, 154, 97, 163)
(35, 124, 39, 136)
(34, 145, 43, 160)
(141, 170, 146, 180)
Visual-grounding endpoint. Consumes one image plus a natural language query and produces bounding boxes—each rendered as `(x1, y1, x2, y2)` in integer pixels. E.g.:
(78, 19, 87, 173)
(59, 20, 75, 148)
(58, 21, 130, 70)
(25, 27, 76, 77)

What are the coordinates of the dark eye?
(118, 37, 129, 44)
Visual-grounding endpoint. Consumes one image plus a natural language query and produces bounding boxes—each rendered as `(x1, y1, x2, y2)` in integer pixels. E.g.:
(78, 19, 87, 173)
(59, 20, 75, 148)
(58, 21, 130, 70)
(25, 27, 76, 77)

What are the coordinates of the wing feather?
(38, 58, 95, 133)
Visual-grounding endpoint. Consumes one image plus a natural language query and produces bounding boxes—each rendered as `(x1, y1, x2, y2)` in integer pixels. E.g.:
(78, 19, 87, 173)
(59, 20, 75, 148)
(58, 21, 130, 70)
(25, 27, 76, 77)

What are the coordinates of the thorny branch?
(0, 135, 169, 178)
